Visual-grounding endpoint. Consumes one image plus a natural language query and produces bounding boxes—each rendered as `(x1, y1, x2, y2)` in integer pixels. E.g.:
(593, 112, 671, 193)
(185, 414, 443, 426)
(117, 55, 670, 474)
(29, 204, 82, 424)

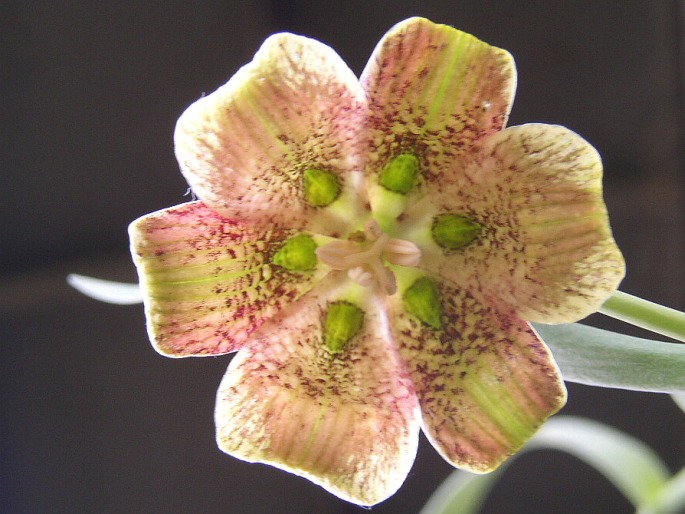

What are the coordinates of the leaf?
(534, 323, 685, 394)
(421, 416, 671, 514)
(671, 394, 685, 413)
(67, 274, 143, 305)
(419, 466, 503, 514)
(526, 417, 669, 507)
(651, 468, 685, 514)
(599, 290, 685, 343)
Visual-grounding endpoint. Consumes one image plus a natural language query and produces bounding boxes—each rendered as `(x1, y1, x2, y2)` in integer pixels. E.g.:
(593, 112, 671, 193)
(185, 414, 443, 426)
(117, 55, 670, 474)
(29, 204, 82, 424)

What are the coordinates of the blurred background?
(2, 1, 684, 512)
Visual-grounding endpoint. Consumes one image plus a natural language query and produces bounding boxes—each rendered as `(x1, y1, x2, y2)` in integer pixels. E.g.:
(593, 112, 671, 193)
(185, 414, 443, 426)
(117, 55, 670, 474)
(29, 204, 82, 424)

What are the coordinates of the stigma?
(316, 220, 421, 295)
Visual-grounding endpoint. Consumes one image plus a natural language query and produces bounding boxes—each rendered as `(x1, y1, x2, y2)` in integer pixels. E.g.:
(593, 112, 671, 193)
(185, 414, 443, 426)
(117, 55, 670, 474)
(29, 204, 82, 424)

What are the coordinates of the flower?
(129, 17, 625, 506)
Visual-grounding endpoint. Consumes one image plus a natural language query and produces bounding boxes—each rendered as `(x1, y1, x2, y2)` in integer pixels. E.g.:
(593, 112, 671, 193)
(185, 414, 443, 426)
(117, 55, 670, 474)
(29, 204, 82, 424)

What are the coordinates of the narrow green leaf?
(533, 323, 685, 394)
(422, 416, 671, 514)
(652, 468, 685, 514)
(599, 291, 685, 343)
(419, 466, 504, 514)
(526, 417, 669, 508)
(67, 274, 143, 305)
(671, 394, 685, 413)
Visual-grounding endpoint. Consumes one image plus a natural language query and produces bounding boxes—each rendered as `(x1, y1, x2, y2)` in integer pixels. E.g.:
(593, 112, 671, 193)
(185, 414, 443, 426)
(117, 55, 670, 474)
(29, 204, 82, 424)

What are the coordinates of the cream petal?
(175, 33, 370, 237)
(390, 272, 566, 471)
(129, 202, 328, 356)
(215, 276, 420, 506)
(404, 124, 625, 323)
(360, 17, 516, 227)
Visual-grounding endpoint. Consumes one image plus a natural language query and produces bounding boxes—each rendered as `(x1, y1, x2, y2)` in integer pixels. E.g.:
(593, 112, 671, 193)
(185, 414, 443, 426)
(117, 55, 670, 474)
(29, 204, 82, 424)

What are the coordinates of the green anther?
(403, 277, 443, 329)
(302, 168, 341, 207)
(324, 301, 364, 354)
(379, 153, 420, 194)
(272, 234, 318, 271)
(432, 213, 481, 251)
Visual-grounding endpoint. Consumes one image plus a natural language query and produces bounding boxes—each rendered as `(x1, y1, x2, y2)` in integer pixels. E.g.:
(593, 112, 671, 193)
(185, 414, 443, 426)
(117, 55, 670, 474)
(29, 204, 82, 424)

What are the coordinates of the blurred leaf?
(671, 394, 685, 413)
(419, 465, 504, 514)
(650, 468, 685, 514)
(67, 274, 143, 305)
(421, 416, 671, 514)
(526, 417, 669, 508)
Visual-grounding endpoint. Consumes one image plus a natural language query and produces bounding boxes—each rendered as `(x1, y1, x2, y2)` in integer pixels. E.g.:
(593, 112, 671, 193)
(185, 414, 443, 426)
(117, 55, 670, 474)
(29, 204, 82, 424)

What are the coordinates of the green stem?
(599, 291, 685, 343)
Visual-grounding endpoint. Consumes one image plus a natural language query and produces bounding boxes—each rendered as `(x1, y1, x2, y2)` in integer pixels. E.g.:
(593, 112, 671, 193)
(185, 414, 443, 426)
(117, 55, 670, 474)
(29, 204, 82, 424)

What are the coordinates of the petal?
(215, 276, 420, 506)
(390, 271, 566, 471)
(402, 124, 625, 323)
(129, 202, 328, 356)
(175, 33, 370, 237)
(360, 17, 516, 226)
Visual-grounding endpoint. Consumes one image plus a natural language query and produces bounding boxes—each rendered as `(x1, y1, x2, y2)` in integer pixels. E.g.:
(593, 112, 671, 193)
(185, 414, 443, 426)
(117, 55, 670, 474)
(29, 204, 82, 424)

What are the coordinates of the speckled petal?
(215, 276, 420, 506)
(175, 33, 370, 237)
(390, 271, 566, 472)
(408, 124, 625, 323)
(129, 202, 328, 356)
(360, 17, 516, 227)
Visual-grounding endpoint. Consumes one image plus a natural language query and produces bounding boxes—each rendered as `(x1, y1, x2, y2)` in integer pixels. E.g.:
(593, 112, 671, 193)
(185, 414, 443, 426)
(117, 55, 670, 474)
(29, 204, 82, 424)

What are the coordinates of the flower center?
(316, 220, 421, 296)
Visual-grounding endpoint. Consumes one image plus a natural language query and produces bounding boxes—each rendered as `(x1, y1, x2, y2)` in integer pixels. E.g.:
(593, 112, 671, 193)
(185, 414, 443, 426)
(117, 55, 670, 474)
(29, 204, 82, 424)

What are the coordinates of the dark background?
(2, 1, 684, 513)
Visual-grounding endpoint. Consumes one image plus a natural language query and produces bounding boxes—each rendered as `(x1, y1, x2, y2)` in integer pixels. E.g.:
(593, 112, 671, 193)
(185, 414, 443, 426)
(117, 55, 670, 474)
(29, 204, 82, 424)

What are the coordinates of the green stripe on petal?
(215, 276, 420, 506)
(174, 33, 370, 237)
(391, 273, 566, 472)
(361, 17, 516, 228)
(129, 202, 328, 356)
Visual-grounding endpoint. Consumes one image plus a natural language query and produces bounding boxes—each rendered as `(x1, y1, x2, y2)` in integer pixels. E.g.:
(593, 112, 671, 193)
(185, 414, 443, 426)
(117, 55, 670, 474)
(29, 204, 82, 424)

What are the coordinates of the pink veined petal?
(175, 33, 370, 237)
(389, 272, 566, 472)
(214, 276, 420, 506)
(129, 202, 328, 356)
(360, 17, 516, 227)
(406, 123, 625, 323)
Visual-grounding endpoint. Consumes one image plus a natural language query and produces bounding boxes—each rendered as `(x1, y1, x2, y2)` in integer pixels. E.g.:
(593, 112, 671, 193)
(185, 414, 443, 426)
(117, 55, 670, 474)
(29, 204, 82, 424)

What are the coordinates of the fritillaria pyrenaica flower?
(129, 17, 625, 505)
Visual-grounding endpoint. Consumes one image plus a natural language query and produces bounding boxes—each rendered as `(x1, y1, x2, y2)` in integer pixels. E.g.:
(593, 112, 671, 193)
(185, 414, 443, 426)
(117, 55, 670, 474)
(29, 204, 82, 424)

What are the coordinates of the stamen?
(383, 239, 421, 267)
(364, 219, 383, 240)
(348, 266, 373, 287)
(369, 259, 397, 296)
(315, 219, 421, 295)
(343, 234, 389, 267)
(315, 240, 356, 270)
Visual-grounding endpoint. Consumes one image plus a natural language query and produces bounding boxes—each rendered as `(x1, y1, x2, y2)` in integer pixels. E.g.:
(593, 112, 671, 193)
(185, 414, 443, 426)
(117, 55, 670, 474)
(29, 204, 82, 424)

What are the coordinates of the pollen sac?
(379, 153, 419, 194)
(324, 301, 364, 354)
(302, 168, 342, 207)
(431, 214, 481, 251)
(271, 234, 318, 271)
(403, 277, 443, 329)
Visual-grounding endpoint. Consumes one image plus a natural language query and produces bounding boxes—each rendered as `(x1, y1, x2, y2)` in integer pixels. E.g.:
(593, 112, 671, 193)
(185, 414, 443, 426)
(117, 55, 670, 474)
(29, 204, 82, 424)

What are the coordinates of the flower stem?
(599, 291, 685, 343)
